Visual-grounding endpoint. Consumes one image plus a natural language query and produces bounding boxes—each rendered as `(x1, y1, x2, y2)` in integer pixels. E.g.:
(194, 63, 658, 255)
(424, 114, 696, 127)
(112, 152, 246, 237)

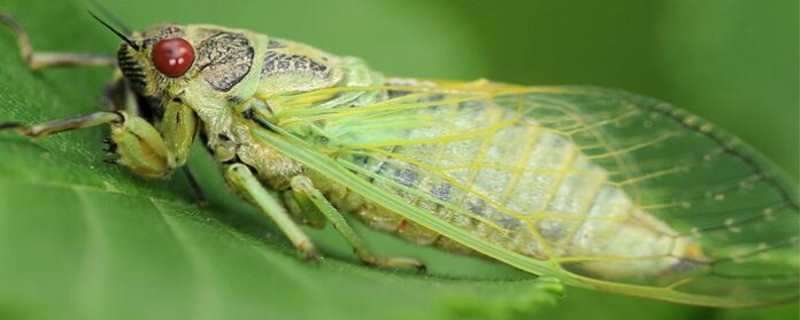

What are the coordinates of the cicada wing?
(253, 83, 798, 307)
(511, 86, 799, 306)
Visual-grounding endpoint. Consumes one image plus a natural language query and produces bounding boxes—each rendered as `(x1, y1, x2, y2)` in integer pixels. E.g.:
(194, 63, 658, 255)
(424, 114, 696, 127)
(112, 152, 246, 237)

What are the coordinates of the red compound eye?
(151, 38, 195, 77)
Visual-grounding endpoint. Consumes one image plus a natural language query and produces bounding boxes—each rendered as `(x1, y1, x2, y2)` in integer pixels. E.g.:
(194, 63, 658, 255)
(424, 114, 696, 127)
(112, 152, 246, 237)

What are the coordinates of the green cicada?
(0, 10, 797, 308)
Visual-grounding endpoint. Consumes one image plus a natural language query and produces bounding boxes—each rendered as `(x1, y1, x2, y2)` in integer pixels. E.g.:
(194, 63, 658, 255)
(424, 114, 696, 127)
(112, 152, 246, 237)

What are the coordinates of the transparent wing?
(251, 82, 799, 307)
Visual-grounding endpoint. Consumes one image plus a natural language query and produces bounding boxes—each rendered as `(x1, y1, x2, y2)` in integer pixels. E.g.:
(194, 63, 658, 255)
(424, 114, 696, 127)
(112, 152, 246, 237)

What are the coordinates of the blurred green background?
(0, 0, 796, 319)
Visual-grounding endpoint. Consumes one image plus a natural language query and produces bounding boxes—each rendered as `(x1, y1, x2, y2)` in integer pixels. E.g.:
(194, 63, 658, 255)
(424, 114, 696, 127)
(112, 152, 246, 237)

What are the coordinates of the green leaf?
(0, 1, 560, 320)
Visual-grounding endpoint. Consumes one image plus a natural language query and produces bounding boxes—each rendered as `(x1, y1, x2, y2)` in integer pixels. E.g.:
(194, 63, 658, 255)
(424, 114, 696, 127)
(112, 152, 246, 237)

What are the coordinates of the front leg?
(110, 97, 199, 179)
(1, 111, 179, 179)
(0, 12, 114, 70)
(0, 111, 122, 138)
(106, 111, 176, 178)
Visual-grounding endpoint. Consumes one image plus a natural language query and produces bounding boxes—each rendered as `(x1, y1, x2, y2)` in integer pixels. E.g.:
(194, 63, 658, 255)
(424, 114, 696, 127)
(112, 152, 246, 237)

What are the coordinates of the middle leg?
(224, 163, 319, 260)
(290, 175, 426, 272)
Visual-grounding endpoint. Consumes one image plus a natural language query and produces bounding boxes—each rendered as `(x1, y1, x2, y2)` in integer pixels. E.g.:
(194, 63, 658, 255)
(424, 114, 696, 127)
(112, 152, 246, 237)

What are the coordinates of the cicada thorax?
(258, 38, 344, 93)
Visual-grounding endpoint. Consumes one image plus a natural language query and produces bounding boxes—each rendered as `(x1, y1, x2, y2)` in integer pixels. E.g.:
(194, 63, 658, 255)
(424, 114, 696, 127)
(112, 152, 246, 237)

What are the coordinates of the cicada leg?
(290, 175, 426, 272)
(105, 72, 207, 203)
(181, 167, 208, 207)
(0, 110, 179, 179)
(98, 97, 198, 179)
(104, 112, 178, 178)
(0, 12, 114, 70)
(0, 112, 123, 138)
(224, 163, 320, 260)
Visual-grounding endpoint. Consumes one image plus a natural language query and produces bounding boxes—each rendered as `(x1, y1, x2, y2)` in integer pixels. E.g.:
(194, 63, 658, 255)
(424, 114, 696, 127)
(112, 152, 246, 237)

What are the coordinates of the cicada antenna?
(88, 10, 139, 51)
(87, 0, 132, 35)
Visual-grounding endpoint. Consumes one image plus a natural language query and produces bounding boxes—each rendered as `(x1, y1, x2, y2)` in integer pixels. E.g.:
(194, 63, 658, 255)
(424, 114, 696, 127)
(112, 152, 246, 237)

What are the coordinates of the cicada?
(0, 11, 797, 308)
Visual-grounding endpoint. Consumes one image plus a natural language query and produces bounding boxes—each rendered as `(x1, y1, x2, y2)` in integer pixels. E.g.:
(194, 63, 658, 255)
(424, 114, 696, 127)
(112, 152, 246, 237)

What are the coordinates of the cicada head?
(106, 18, 260, 115)
(90, 12, 199, 121)
(115, 24, 197, 99)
